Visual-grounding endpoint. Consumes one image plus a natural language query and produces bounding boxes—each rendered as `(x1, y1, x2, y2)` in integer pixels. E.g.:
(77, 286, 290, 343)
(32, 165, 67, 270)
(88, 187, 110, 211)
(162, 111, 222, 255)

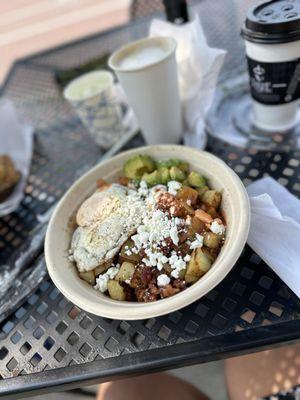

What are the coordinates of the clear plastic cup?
(64, 70, 123, 149)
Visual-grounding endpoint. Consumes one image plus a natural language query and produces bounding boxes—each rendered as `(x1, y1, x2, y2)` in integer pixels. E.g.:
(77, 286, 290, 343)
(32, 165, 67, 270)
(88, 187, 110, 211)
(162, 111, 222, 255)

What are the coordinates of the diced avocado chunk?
(187, 171, 206, 188)
(158, 159, 189, 173)
(142, 170, 162, 186)
(169, 166, 186, 181)
(160, 168, 171, 184)
(123, 155, 155, 179)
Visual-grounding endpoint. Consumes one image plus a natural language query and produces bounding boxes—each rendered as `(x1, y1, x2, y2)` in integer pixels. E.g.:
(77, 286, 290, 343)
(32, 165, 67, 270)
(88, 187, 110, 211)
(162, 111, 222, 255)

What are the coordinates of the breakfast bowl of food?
(45, 145, 250, 320)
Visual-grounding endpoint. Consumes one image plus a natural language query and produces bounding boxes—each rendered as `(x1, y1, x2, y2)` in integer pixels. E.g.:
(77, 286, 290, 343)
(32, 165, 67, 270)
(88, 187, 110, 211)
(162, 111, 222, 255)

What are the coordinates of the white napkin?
(0, 99, 34, 216)
(150, 15, 226, 149)
(247, 177, 300, 298)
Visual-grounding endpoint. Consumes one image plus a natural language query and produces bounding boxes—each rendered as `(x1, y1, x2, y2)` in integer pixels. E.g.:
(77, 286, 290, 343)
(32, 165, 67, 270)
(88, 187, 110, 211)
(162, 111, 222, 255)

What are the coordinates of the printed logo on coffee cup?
(247, 57, 300, 105)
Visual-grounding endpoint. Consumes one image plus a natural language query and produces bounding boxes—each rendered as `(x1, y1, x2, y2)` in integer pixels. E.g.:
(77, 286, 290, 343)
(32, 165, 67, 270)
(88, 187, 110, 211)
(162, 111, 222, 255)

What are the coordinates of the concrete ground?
(172, 361, 228, 400)
(31, 361, 228, 400)
(0, 0, 131, 85)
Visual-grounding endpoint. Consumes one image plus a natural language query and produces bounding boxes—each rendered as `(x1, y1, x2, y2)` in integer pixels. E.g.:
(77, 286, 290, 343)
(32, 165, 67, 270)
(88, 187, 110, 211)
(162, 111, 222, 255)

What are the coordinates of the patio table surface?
(0, 0, 300, 398)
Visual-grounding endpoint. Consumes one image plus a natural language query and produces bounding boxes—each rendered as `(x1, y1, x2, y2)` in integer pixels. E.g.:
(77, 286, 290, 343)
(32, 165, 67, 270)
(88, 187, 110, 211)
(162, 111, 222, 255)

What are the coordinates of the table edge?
(1, 319, 300, 399)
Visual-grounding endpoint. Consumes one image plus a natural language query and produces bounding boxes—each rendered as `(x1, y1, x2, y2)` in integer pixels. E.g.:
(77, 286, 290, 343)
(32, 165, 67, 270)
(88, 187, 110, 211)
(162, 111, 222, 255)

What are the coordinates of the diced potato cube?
(187, 216, 205, 238)
(115, 262, 136, 282)
(203, 232, 221, 249)
(202, 247, 218, 262)
(79, 270, 95, 286)
(197, 186, 209, 198)
(177, 186, 198, 205)
(120, 239, 141, 263)
(94, 260, 111, 277)
(196, 249, 213, 272)
(206, 206, 218, 219)
(201, 190, 221, 209)
(185, 248, 212, 283)
(181, 202, 195, 216)
(107, 280, 126, 301)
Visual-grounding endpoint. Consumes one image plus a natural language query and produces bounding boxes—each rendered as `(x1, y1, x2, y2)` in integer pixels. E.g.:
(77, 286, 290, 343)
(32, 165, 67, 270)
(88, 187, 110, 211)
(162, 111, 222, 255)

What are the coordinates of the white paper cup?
(245, 40, 300, 132)
(108, 37, 182, 144)
(64, 70, 123, 148)
(242, 1, 300, 132)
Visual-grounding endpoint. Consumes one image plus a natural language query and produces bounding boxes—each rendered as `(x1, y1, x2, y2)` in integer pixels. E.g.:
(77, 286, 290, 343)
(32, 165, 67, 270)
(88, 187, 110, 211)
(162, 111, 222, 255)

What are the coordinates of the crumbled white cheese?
(128, 205, 192, 275)
(168, 251, 187, 278)
(171, 266, 185, 279)
(152, 184, 167, 192)
(170, 226, 179, 246)
(190, 233, 204, 250)
(185, 216, 192, 225)
(184, 254, 191, 262)
(210, 220, 225, 235)
(142, 251, 168, 269)
(138, 180, 149, 197)
(140, 180, 147, 189)
(157, 274, 170, 287)
(167, 180, 182, 196)
(131, 209, 183, 250)
(170, 206, 176, 215)
(146, 185, 166, 208)
(94, 266, 119, 293)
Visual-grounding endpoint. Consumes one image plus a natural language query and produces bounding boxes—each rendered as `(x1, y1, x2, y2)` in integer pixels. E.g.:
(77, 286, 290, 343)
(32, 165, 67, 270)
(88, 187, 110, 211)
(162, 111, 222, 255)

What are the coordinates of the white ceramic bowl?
(45, 145, 250, 320)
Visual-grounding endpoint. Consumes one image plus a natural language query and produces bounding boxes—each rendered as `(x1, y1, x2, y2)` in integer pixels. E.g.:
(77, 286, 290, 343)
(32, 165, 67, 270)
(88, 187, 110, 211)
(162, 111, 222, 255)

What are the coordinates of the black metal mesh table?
(1, 1, 300, 398)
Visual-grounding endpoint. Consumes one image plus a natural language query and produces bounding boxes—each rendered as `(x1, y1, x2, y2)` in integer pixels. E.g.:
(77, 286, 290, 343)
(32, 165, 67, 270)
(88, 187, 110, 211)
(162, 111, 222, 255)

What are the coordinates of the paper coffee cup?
(242, 0, 300, 132)
(108, 36, 182, 145)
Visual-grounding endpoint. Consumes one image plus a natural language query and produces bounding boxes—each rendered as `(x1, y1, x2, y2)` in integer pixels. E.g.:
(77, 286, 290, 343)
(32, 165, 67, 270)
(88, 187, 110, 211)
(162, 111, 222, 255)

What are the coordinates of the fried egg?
(70, 184, 145, 272)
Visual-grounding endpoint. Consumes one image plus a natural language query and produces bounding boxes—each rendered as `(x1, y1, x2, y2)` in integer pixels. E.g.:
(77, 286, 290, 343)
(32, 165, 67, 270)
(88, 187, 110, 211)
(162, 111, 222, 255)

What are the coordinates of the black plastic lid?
(242, 0, 300, 44)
